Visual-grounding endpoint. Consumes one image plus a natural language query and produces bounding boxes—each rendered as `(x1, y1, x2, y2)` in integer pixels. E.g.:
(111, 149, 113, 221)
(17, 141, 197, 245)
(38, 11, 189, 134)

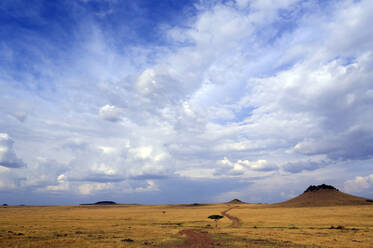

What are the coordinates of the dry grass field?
(0, 202, 372, 247)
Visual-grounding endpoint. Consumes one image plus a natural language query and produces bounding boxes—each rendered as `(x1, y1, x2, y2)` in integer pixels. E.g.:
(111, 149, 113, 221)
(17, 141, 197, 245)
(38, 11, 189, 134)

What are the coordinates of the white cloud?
(344, 174, 373, 194)
(216, 157, 277, 176)
(40, 174, 70, 192)
(176, 168, 216, 179)
(136, 68, 157, 95)
(0, 178, 17, 190)
(0, 133, 26, 168)
(130, 146, 153, 160)
(98, 104, 124, 122)
(135, 180, 159, 192)
(18, 158, 68, 189)
(98, 146, 117, 155)
(78, 182, 113, 195)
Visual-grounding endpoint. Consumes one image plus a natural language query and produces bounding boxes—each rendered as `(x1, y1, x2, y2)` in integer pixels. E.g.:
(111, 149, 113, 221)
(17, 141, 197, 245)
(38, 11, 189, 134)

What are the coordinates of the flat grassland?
(0, 203, 372, 247)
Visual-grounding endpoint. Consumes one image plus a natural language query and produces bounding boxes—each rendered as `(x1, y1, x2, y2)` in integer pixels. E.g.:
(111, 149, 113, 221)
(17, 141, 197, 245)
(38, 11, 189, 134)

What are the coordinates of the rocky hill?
(227, 199, 246, 204)
(273, 184, 372, 207)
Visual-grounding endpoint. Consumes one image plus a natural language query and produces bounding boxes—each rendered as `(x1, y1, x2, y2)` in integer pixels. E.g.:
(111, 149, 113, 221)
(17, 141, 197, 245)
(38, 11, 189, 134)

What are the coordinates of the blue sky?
(1, 0, 373, 205)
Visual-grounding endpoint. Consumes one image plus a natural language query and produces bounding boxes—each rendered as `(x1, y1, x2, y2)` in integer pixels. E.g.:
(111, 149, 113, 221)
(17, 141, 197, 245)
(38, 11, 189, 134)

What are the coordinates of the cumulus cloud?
(19, 157, 67, 189)
(39, 174, 70, 192)
(78, 182, 113, 195)
(216, 157, 277, 176)
(344, 174, 373, 194)
(135, 180, 159, 192)
(98, 104, 124, 122)
(0, 133, 26, 168)
(261, 52, 373, 161)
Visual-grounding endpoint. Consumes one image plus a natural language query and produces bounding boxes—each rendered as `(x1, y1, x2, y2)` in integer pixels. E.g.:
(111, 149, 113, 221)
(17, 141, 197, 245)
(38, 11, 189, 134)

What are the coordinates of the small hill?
(80, 201, 117, 205)
(227, 199, 246, 204)
(274, 184, 373, 207)
(94, 201, 117, 205)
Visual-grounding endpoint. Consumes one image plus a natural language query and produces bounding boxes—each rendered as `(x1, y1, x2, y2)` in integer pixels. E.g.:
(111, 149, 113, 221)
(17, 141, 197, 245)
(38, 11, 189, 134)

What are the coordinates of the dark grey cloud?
(75, 174, 125, 183)
(62, 140, 89, 151)
(0, 161, 25, 168)
(130, 174, 169, 180)
(294, 128, 373, 161)
(282, 160, 330, 173)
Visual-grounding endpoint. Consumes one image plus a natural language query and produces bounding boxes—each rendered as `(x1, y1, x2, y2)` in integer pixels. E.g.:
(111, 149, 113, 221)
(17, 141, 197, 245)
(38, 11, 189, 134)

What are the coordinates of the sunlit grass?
(0, 203, 372, 247)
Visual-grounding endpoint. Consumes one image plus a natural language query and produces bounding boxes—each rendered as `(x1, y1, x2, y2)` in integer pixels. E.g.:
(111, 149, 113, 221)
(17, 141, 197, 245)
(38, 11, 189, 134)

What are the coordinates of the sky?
(1, 0, 373, 205)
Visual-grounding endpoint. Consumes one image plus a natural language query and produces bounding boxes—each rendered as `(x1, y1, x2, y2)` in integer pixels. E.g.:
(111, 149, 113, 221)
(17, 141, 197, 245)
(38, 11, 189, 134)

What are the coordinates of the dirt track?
(178, 229, 212, 248)
(177, 207, 241, 247)
(221, 206, 241, 227)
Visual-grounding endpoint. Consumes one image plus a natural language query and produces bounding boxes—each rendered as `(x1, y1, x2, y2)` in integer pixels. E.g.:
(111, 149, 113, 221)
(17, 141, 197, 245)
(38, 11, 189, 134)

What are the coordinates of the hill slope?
(274, 184, 372, 207)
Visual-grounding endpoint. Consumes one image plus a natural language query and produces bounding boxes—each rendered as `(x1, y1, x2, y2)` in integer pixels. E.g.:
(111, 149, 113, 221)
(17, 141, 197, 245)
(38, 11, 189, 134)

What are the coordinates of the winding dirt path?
(176, 206, 241, 247)
(221, 206, 241, 227)
(178, 229, 212, 248)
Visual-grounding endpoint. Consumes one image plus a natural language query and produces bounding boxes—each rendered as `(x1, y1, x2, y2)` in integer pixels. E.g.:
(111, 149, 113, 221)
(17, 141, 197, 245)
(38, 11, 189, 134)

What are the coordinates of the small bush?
(121, 238, 134, 242)
(208, 215, 224, 228)
(330, 225, 344, 230)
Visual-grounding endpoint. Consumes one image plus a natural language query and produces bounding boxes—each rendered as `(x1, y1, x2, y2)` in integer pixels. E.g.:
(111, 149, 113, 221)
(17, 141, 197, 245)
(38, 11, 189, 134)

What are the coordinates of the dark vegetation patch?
(288, 226, 299, 229)
(304, 184, 338, 193)
(4, 231, 24, 236)
(178, 203, 208, 207)
(80, 201, 117, 205)
(121, 238, 134, 242)
(329, 225, 359, 231)
(55, 233, 68, 237)
(143, 240, 155, 245)
(94, 201, 117, 205)
(330, 225, 344, 230)
(152, 222, 183, 226)
(366, 199, 373, 203)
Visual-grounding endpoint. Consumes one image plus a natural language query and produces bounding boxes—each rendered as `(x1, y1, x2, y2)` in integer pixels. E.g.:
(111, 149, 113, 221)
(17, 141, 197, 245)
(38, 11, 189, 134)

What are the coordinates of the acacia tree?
(208, 215, 224, 228)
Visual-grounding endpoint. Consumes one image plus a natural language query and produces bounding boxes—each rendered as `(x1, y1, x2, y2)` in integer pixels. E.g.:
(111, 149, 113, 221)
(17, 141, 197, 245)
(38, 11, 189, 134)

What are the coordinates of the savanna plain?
(0, 203, 372, 247)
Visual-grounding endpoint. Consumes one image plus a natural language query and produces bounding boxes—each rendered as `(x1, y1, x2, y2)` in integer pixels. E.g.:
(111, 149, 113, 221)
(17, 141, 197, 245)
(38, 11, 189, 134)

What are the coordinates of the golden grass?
(0, 203, 372, 247)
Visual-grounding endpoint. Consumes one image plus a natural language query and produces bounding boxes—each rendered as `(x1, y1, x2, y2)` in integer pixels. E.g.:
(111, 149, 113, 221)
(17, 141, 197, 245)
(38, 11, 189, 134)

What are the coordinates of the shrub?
(208, 215, 224, 228)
